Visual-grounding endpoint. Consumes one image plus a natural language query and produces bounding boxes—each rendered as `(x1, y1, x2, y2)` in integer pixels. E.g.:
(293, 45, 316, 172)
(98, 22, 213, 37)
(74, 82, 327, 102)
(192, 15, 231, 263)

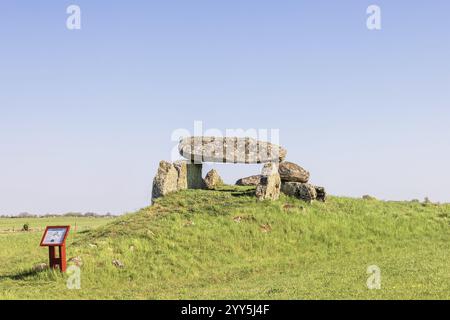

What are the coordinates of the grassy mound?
(1, 186, 450, 299)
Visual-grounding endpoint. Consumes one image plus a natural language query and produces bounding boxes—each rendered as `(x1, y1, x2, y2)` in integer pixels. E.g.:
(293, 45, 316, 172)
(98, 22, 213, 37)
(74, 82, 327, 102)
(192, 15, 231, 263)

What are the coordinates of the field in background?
(1, 187, 450, 300)
(0, 216, 113, 233)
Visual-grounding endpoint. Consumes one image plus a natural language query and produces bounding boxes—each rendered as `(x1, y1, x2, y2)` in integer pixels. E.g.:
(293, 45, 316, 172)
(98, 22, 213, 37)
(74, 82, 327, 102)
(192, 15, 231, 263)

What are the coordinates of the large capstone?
(204, 169, 224, 190)
(279, 161, 310, 183)
(151, 161, 179, 202)
(235, 175, 262, 186)
(256, 163, 281, 201)
(178, 136, 287, 164)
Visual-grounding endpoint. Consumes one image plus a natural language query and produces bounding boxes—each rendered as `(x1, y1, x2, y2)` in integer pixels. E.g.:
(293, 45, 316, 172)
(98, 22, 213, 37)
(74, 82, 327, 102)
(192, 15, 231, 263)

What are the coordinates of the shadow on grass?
(213, 187, 256, 197)
(230, 189, 256, 197)
(0, 268, 50, 281)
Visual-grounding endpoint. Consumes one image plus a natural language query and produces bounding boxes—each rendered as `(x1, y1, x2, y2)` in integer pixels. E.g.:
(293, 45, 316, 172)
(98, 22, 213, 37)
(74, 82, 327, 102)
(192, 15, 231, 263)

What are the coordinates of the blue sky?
(1, 1, 449, 214)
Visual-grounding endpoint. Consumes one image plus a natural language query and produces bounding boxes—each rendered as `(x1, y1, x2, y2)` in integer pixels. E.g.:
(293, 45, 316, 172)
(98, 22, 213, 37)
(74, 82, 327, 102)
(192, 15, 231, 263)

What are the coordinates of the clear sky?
(1, 1, 449, 215)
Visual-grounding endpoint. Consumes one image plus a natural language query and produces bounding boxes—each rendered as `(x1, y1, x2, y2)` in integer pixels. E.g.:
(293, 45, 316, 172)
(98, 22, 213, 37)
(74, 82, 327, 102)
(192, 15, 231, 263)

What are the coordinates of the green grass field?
(1, 186, 450, 299)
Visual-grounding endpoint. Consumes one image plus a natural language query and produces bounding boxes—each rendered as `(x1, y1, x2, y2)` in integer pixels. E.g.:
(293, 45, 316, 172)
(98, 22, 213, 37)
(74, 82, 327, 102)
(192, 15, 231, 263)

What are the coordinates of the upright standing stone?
(151, 161, 179, 202)
(173, 160, 188, 190)
(256, 162, 281, 201)
(186, 162, 204, 189)
(204, 169, 224, 190)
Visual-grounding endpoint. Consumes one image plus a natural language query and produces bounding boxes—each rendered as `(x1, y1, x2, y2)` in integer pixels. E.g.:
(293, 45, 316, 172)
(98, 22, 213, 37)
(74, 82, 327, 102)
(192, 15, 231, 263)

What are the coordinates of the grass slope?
(1, 186, 450, 299)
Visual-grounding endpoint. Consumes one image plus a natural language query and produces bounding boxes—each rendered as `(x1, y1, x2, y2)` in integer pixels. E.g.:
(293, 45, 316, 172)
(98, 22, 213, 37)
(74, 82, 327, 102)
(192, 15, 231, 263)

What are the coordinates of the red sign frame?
(40, 226, 70, 272)
(40, 226, 70, 246)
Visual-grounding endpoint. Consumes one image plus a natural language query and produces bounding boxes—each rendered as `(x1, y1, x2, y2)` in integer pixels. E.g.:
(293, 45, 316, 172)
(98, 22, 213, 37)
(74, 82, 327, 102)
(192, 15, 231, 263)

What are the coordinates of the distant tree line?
(0, 212, 116, 218)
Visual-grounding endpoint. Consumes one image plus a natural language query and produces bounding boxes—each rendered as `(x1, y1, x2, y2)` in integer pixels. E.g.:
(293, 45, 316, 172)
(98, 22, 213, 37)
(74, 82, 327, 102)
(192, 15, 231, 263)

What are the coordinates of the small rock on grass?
(233, 216, 243, 223)
(260, 224, 272, 233)
(68, 256, 83, 267)
(112, 259, 125, 269)
(232, 215, 256, 223)
(282, 203, 296, 211)
(33, 263, 48, 272)
(184, 220, 195, 227)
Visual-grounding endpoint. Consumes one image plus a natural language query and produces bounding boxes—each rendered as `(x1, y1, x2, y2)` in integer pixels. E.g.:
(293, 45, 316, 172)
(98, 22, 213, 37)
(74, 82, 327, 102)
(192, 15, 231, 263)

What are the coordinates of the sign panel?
(40, 226, 70, 246)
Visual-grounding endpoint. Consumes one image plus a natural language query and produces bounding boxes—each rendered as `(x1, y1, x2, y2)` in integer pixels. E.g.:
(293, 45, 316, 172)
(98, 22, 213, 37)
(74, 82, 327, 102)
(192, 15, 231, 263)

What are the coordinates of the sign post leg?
(48, 246, 57, 270)
(48, 246, 67, 272)
(59, 245, 67, 272)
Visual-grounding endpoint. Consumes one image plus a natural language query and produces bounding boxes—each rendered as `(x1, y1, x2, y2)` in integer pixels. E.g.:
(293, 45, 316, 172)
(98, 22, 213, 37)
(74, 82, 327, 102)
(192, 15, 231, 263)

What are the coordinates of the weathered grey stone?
(235, 175, 262, 186)
(151, 161, 178, 202)
(281, 182, 317, 202)
(294, 183, 317, 202)
(68, 256, 83, 267)
(315, 186, 326, 202)
(112, 259, 124, 269)
(279, 161, 310, 183)
(151, 160, 206, 203)
(186, 162, 204, 189)
(173, 160, 188, 190)
(204, 169, 224, 190)
(33, 263, 48, 272)
(261, 162, 278, 176)
(256, 163, 281, 201)
(178, 136, 287, 164)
